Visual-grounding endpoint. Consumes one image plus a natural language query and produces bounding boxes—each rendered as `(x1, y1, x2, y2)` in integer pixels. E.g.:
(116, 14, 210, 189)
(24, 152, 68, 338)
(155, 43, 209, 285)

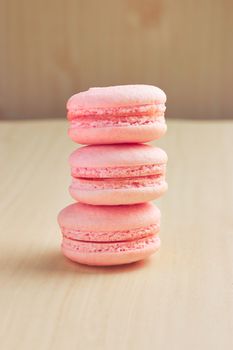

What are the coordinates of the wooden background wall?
(0, 0, 232, 119)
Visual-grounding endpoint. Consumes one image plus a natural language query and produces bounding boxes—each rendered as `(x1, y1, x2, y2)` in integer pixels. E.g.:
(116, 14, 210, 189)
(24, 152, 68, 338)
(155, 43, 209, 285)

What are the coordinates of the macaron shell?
(69, 181, 168, 205)
(62, 236, 161, 266)
(58, 202, 161, 232)
(68, 123, 167, 145)
(67, 85, 166, 110)
(69, 144, 168, 168)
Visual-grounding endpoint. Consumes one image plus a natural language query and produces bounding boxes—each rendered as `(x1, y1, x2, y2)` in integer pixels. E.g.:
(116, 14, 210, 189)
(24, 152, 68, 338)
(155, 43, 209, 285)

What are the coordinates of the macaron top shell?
(57, 202, 160, 232)
(67, 85, 166, 112)
(69, 144, 168, 168)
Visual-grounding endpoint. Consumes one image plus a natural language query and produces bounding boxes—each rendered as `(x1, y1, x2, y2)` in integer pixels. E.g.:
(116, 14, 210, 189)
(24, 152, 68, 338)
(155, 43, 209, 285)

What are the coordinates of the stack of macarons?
(58, 85, 168, 266)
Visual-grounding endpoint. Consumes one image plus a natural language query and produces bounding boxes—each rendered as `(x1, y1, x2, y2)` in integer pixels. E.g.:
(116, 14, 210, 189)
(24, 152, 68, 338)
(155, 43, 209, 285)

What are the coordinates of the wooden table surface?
(0, 119, 233, 350)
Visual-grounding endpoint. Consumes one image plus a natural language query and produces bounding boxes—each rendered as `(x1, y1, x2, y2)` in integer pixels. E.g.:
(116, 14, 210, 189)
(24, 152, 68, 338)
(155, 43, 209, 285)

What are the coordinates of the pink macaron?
(69, 143, 168, 205)
(67, 85, 167, 144)
(58, 202, 161, 266)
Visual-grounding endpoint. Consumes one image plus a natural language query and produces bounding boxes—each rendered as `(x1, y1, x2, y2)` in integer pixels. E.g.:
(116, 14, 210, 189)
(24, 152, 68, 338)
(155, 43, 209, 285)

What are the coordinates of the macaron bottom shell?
(68, 123, 167, 145)
(62, 235, 161, 266)
(69, 181, 168, 205)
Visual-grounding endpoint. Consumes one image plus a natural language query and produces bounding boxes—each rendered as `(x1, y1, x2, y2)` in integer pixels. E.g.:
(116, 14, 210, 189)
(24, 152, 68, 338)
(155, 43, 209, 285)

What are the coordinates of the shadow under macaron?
(0, 246, 154, 279)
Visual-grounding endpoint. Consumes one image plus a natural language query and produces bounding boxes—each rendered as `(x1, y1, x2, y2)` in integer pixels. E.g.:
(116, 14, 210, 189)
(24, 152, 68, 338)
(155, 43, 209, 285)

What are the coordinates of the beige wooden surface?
(0, 119, 233, 350)
(1, 0, 233, 119)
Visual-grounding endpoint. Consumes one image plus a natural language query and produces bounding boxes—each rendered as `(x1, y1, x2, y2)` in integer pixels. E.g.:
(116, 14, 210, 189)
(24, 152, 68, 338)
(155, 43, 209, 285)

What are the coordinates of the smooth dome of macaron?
(69, 143, 168, 205)
(58, 202, 161, 266)
(67, 85, 167, 145)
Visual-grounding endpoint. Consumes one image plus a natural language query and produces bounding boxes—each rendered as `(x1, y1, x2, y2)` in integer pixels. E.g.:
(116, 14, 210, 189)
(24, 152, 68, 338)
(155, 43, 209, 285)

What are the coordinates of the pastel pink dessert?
(58, 202, 161, 266)
(67, 85, 167, 144)
(69, 144, 168, 205)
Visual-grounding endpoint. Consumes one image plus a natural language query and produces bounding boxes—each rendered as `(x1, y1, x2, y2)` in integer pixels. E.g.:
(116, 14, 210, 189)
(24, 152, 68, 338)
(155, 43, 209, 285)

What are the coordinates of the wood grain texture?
(0, 0, 233, 119)
(0, 119, 233, 349)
